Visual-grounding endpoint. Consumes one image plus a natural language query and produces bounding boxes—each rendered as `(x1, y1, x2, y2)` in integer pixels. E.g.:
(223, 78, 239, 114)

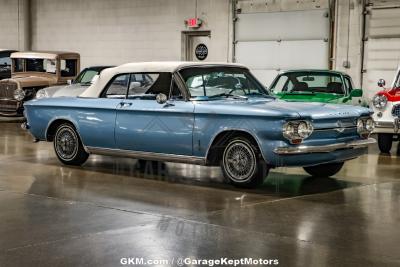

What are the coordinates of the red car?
(371, 67, 400, 153)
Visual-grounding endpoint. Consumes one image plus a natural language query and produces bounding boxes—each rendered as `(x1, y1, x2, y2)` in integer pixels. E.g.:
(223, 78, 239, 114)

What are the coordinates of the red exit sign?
(186, 18, 202, 28)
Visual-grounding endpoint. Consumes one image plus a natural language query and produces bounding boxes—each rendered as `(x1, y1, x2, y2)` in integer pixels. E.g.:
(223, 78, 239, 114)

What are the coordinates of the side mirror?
(350, 89, 363, 97)
(67, 79, 72, 85)
(377, 79, 386, 87)
(156, 93, 167, 104)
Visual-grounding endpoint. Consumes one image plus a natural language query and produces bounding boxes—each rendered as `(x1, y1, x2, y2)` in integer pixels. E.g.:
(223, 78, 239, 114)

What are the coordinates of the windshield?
(74, 69, 99, 85)
(270, 72, 345, 95)
(13, 58, 57, 74)
(179, 67, 269, 98)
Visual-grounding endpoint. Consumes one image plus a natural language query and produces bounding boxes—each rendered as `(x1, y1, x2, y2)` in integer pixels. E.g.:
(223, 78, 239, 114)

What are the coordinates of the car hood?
(43, 84, 88, 97)
(275, 92, 345, 104)
(51, 84, 88, 97)
(194, 97, 371, 119)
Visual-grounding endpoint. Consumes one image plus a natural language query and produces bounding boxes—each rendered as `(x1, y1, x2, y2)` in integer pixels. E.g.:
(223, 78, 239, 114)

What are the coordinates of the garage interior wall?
(0, 0, 231, 68)
(334, 0, 400, 98)
(234, 0, 331, 86)
(0, 0, 30, 50)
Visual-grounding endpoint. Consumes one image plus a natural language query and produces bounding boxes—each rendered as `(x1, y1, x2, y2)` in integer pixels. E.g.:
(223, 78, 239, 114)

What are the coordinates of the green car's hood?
(275, 92, 348, 104)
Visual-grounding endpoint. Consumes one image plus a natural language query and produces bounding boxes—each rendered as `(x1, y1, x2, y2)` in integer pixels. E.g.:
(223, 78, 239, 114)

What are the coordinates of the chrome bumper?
(274, 138, 376, 155)
(374, 119, 399, 133)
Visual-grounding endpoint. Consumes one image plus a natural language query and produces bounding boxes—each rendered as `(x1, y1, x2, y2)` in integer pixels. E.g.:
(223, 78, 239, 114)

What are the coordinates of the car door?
(115, 73, 195, 156)
(77, 73, 130, 149)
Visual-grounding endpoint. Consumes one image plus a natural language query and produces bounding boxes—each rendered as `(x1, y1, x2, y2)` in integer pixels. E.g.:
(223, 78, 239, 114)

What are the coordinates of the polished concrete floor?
(0, 123, 399, 267)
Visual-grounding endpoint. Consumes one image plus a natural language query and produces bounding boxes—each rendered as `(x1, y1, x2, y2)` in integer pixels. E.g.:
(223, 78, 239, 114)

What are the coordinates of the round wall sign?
(195, 44, 208, 61)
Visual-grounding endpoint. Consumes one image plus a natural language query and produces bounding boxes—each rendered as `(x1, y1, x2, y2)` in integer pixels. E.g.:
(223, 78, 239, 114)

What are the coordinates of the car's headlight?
(13, 89, 25, 101)
(283, 121, 313, 144)
(357, 117, 374, 138)
(365, 118, 375, 132)
(36, 89, 49, 99)
(372, 94, 387, 109)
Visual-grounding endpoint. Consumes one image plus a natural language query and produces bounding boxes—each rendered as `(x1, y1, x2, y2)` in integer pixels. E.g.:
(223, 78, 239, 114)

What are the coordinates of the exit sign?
(186, 18, 202, 28)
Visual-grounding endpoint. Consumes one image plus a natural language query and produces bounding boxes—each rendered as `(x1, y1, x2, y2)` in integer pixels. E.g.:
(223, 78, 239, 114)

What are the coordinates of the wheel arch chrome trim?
(204, 128, 267, 162)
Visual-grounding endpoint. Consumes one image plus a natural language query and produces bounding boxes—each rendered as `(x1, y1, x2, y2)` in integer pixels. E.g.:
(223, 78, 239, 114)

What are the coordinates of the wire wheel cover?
(55, 126, 78, 160)
(224, 141, 256, 182)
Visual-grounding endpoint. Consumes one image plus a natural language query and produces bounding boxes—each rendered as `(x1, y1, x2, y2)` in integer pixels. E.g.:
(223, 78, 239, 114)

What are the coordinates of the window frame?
(100, 72, 189, 100)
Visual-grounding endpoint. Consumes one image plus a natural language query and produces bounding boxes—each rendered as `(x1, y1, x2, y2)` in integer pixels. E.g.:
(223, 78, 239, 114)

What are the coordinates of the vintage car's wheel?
(221, 137, 268, 188)
(377, 133, 393, 153)
(303, 162, 344, 177)
(54, 123, 89, 166)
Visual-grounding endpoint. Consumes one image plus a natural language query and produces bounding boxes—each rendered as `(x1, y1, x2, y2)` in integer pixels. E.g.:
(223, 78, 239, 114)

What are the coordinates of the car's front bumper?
(273, 138, 376, 155)
(373, 119, 399, 134)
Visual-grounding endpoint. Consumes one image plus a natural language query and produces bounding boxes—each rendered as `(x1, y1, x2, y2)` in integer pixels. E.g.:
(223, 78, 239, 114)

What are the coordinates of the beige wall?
(333, 0, 364, 88)
(30, 0, 232, 68)
(0, 0, 30, 50)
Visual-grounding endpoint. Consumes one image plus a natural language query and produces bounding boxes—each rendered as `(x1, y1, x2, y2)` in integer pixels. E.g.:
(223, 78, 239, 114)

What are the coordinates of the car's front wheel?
(303, 162, 344, 177)
(54, 123, 89, 165)
(377, 133, 393, 153)
(221, 136, 268, 188)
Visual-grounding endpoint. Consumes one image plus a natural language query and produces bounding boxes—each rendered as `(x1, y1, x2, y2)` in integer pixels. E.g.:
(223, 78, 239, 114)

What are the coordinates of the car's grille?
(392, 104, 400, 118)
(311, 117, 359, 140)
(0, 99, 19, 114)
(0, 81, 18, 99)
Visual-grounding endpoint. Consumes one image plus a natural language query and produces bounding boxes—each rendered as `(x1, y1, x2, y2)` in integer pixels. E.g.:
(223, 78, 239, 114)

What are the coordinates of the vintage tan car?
(0, 51, 80, 116)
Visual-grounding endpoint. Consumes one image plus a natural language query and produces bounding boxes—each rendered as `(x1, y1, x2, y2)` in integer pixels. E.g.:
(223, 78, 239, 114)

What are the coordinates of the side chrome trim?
(273, 138, 376, 155)
(86, 146, 206, 165)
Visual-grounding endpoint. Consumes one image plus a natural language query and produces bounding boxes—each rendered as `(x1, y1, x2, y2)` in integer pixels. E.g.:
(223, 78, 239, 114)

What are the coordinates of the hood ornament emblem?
(336, 121, 345, 133)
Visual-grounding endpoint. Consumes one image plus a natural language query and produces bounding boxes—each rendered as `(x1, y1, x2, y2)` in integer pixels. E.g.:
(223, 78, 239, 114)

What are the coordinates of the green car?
(269, 70, 364, 105)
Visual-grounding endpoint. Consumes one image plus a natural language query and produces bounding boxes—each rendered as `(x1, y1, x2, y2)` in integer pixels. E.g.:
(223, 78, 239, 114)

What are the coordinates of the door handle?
(119, 102, 132, 108)
(163, 101, 175, 108)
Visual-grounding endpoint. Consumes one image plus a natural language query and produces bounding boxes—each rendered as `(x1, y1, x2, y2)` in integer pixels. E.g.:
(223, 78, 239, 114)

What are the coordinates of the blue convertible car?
(23, 62, 375, 187)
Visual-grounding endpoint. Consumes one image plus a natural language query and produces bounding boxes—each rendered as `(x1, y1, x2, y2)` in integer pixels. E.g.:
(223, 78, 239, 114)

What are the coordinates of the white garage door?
(362, 2, 400, 100)
(234, 7, 330, 86)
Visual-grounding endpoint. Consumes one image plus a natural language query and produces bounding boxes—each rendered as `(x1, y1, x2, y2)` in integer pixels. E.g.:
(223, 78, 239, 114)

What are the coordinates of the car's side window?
(170, 79, 184, 100)
(60, 59, 77, 77)
(344, 77, 353, 92)
(127, 73, 158, 98)
(126, 72, 183, 100)
(104, 74, 130, 99)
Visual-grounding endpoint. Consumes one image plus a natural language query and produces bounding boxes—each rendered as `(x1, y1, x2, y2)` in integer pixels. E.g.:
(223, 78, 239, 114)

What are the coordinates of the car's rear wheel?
(54, 123, 89, 165)
(377, 133, 393, 153)
(221, 136, 268, 188)
(303, 162, 344, 177)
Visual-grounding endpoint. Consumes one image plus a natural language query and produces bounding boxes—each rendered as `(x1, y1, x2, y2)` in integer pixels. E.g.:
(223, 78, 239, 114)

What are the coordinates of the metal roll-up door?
(362, 1, 400, 100)
(234, 1, 330, 86)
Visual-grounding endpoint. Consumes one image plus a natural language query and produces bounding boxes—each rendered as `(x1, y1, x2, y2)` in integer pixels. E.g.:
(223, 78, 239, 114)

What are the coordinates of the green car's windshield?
(270, 72, 345, 95)
(74, 69, 100, 85)
(179, 67, 270, 99)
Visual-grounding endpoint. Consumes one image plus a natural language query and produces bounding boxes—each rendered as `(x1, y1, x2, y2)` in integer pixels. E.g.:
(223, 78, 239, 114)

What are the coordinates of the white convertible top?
(80, 61, 246, 98)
